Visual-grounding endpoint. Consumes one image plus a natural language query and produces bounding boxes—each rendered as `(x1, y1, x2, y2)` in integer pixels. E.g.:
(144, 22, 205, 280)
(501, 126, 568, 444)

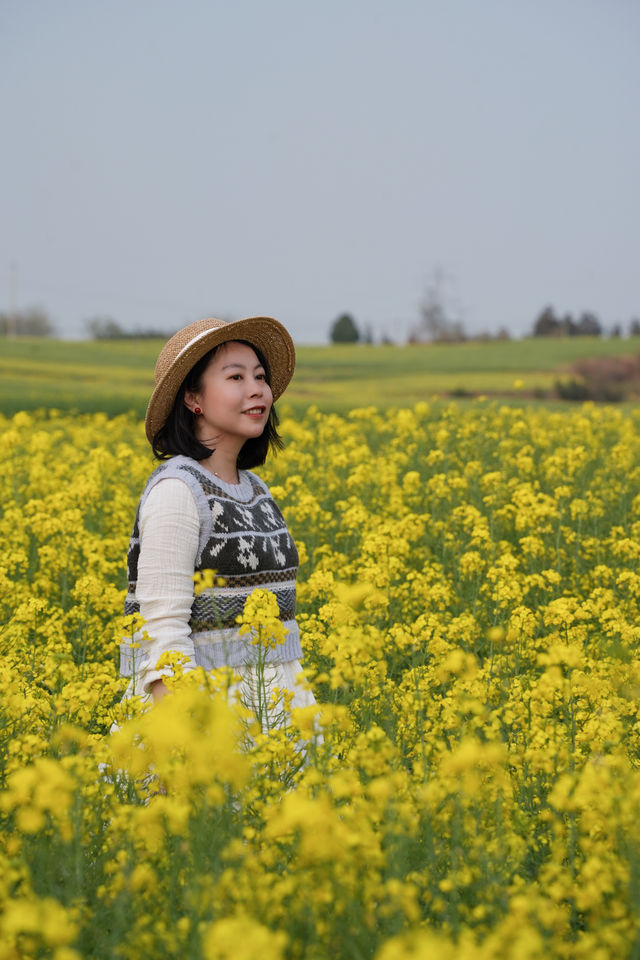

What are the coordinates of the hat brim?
(144, 316, 295, 443)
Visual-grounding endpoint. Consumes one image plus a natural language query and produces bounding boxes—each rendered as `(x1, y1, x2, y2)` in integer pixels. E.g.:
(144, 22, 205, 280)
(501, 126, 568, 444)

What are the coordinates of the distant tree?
(132, 327, 176, 339)
(630, 318, 640, 337)
(22, 307, 55, 336)
(495, 326, 511, 340)
(85, 316, 127, 339)
(533, 306, 603, 338)
(0, 306, 56, 337)
(330, 313, 360, 344)
(436, 320, 467, 343)
(574, 311, 602, 337)
(410, 268, 466, 343)
(610, 323, 622, 338)
(532, 306, 561, 337)
(86, 316, 174, 339)
(415, 278, 448, 341)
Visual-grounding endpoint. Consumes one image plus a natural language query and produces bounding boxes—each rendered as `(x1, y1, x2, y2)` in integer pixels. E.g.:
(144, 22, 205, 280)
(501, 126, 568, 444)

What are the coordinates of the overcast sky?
(1, 0, 638, 343)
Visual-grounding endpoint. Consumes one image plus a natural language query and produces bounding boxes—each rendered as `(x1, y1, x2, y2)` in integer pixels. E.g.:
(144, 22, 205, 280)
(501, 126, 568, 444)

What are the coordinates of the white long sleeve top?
(135, 478, 200, 692)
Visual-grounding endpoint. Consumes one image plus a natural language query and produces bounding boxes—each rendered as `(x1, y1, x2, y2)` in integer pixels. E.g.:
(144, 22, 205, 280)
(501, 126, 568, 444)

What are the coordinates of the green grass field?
(2, 335, 640, 416)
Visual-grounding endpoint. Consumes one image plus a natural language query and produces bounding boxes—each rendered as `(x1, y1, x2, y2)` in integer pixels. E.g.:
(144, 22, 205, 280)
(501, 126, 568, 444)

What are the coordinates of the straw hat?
(145, 316, 296, 442)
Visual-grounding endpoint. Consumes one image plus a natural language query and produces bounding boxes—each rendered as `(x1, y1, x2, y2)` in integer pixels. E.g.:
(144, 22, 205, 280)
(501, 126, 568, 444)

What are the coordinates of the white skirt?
(115, 658, 316, 733)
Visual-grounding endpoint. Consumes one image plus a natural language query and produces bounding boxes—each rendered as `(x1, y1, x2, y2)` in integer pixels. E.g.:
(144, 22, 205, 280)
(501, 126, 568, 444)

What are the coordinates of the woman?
(120, 316, 315, 725)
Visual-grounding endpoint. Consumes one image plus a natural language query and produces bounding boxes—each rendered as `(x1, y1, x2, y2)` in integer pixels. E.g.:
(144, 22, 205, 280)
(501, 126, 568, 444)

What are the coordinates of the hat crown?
(155, 317, 228, 385)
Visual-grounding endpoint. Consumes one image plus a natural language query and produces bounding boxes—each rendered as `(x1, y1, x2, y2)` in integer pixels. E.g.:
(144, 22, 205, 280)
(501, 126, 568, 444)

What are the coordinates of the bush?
(555, 379, 592, 402)
(555, 354, 640, 402)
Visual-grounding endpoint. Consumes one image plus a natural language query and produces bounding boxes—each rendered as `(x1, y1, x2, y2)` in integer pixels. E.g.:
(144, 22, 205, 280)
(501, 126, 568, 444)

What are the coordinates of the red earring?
(194, 406, 202, 415)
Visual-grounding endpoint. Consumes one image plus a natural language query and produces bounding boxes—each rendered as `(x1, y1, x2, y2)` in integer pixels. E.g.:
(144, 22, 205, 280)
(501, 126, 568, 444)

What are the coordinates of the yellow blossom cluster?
(2, 402, 640, 958)
(237, 587, 289, 650)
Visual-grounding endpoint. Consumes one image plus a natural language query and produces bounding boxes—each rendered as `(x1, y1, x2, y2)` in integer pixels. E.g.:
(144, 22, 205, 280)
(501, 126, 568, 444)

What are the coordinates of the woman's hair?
(151, 340, 284, 467)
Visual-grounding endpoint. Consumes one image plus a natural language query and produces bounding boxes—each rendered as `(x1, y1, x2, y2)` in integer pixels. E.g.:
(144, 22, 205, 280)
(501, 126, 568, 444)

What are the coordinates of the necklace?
(211, 469, 239, 484)
(203, 456, 239, 484)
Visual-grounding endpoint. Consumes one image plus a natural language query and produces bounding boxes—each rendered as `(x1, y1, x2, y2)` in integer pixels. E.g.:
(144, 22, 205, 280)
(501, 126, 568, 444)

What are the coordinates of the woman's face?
(184, 341, 273, 449)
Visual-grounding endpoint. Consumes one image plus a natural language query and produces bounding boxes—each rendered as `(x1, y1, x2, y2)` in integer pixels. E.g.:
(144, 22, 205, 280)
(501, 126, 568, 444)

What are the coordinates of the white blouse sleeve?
(136, 477, 200, 693)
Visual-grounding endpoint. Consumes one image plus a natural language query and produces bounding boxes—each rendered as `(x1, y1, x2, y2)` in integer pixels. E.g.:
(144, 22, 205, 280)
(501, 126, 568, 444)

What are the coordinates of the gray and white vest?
(121, 456, 302, 678)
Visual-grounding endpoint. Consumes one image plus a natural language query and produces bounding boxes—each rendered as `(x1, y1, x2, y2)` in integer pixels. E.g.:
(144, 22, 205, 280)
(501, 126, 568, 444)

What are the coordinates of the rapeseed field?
(2, 402, 640, 958)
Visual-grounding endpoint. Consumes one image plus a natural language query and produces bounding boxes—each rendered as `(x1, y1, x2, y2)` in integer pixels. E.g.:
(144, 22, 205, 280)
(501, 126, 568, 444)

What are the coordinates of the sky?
(1, 0, 638, 344)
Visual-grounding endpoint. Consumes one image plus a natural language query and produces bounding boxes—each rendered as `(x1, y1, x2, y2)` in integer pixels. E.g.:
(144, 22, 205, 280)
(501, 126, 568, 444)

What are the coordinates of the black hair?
(151, 340, 284, 467)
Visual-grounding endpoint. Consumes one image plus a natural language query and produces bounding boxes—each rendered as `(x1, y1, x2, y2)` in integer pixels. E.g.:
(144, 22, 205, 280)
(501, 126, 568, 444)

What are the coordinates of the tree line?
(330, 304, 640, 345)
(0, 312, 170, 339)
(2, 302, 639, 344)
(0, 308, 56, 337)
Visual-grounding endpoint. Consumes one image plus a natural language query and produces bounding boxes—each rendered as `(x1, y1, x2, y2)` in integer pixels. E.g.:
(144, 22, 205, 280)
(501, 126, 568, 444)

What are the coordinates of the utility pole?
(7, 262, 18, 338)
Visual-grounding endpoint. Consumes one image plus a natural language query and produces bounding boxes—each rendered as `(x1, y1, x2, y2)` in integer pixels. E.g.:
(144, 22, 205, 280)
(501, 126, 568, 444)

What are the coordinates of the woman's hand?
(150, 678, 170, 702)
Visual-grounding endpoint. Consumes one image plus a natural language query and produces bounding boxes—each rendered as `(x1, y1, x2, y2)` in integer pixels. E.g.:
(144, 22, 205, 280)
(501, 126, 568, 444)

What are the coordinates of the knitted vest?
(121, 455, 302, 677)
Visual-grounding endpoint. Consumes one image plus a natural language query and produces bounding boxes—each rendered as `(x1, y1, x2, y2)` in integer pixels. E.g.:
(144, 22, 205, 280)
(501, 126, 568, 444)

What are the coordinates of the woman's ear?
(184, 390, 199, 413)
